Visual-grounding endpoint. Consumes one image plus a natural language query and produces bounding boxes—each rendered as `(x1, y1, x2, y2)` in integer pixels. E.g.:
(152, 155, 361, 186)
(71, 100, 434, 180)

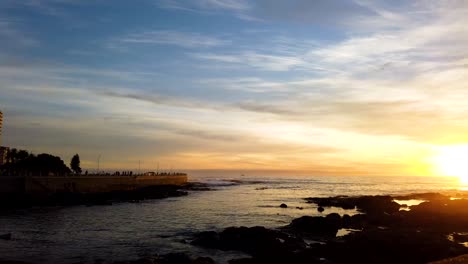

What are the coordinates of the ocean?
(0, 175, 464, 263)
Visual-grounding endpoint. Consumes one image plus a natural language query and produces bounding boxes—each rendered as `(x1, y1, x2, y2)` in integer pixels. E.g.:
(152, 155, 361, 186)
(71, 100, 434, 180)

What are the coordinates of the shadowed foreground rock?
(113, 253, 215, 264)
(428, 254, 468, 264)
(192, 226, 307, 262)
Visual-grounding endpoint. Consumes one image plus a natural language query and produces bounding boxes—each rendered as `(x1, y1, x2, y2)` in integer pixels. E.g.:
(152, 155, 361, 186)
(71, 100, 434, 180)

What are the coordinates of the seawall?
(0, 174, 188, 194)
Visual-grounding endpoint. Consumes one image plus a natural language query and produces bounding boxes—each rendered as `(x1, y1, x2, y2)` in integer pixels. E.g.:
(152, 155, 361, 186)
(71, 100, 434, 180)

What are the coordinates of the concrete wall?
(0, 174, 188, 194)
(0, 177, 25, 193)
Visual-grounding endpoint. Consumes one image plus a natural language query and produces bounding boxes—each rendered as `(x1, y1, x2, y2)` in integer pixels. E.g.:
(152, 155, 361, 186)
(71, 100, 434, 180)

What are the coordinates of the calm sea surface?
(0, 175, 465, 263)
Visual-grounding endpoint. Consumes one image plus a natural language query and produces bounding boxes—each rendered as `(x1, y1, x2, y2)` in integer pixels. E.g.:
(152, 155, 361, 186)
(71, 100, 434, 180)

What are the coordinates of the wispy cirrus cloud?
(191, 51, 305, 71)
(117, 30, 229, 48)
(0, 19, 38, 49)
(156, 0, 250, 12)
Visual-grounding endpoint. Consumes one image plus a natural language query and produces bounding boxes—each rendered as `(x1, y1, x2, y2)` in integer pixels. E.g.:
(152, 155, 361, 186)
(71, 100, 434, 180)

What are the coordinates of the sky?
(0, 0, 467, 176)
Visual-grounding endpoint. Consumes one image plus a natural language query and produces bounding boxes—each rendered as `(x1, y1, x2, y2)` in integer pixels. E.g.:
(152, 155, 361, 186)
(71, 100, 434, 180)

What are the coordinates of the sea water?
(0, 175, 464, 263)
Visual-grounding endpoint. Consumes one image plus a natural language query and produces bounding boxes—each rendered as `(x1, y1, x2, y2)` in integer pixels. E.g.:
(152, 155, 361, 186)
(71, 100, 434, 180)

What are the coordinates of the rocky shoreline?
(124, 192, 468, 264)
(3, 192, 468, 264)
(0, 182, 212, 209)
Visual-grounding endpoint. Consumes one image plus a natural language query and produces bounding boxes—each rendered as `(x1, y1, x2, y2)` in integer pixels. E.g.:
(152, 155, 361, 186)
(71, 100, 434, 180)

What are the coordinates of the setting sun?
(434, 145, 468, 182)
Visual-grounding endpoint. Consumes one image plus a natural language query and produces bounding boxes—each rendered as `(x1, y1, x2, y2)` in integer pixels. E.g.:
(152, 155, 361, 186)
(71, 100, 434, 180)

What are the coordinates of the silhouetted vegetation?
(70, 154, 82, 175)
(0, 148, 71, 176)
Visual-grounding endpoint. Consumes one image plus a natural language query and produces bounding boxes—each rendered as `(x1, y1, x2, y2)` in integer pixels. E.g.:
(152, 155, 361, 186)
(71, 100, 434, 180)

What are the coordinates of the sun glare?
(434, 145, 468, 183)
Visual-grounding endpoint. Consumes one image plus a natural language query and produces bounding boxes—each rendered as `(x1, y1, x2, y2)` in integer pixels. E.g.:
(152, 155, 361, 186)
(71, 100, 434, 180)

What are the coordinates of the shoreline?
(0, 182, 211, 209)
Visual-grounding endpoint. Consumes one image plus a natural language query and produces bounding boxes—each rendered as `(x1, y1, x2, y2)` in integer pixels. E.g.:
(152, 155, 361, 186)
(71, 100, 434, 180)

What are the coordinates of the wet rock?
(325, 213, 341, 226)
(0, 233, 11, 240)
(393, 193, 447, 201)
(220, 226, 291, 256)
(182, 182, 213, 191)
(288, 214, 342, 237)
(342, 214, 351, 228)
(429, 254, 468, 264)
(305, 195, 400, 214)
(320, 229, 468, 264)
(191, 231, 220, 248)
(349, 214, 366, 229)
(163, 253, 192, 264)
(194, 226, 306, 260)
(451, 233, 468, 243)
(113, 253, 213, 264)
(0, 261, 35, 264)
(193, 257, 215, 264)
(228, 258, 257, 264)
(395, 199, 468, 232)
(280, 203, 288, 208)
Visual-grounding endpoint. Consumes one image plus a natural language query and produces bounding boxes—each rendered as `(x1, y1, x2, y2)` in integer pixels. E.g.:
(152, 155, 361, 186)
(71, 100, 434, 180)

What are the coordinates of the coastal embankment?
(0, 174, 187, 194)
(0, 174, 189, 208)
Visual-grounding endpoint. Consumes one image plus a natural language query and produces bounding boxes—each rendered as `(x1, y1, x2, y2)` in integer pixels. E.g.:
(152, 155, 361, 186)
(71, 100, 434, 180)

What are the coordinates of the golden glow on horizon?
(433, 145, 468, 183)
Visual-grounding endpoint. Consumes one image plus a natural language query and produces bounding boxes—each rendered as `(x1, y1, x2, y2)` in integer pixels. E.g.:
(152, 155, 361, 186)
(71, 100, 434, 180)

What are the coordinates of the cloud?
(156, 0, 250, 12)
(0, 19, 38, 49)
(235, 101, 299, 115)
(117, 30, 228, 49)
(196, 77, 291, 93)
(156, 0, 380, 26)
(0, 0, 82, 18)
(192, 51, 305, 71)
(251, 0, 377, 26)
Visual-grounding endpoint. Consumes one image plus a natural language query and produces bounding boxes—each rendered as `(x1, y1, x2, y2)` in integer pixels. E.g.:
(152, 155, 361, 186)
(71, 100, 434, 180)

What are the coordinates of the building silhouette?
(0, 111, 7, 166)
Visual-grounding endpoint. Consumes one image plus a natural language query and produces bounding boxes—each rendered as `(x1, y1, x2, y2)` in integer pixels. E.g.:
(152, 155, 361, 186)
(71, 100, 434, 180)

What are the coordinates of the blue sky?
(1, 0, 468, 175)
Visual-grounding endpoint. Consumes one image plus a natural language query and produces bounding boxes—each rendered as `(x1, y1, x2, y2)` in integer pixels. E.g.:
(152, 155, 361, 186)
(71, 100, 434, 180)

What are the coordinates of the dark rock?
(280, 203, 288, 208)
(0, 233, 11, 240)
(182, 182, 213, 191)
(349, 214, 366, 229)
(113, 254, 214, 264)
(325, 213, 341, 226)
(321, 229, 468, 264)
(219, 226, 285, 256)
(228, 258, 257, 264)
(305, 195, 400, 215)
(194, 226, 306, 260)
(191, 231, 220, 248)
(289, 214, 341, 237)
(429, 254, 468, 264)
(393, 193, 447, 201)
(163, 253, 192, 264)
(124, 256, 161, 264)
(451, 233, 468, 243)
(342, 214, 351, 228)
(317, 206, 324, 213)
(193, 257, 215, 264)
(0, 261, 35, 264)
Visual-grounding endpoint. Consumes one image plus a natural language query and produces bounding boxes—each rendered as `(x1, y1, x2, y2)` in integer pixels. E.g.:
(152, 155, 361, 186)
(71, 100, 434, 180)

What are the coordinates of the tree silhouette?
(0, 149, 71, 176)
(70, 154, 82, 175)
